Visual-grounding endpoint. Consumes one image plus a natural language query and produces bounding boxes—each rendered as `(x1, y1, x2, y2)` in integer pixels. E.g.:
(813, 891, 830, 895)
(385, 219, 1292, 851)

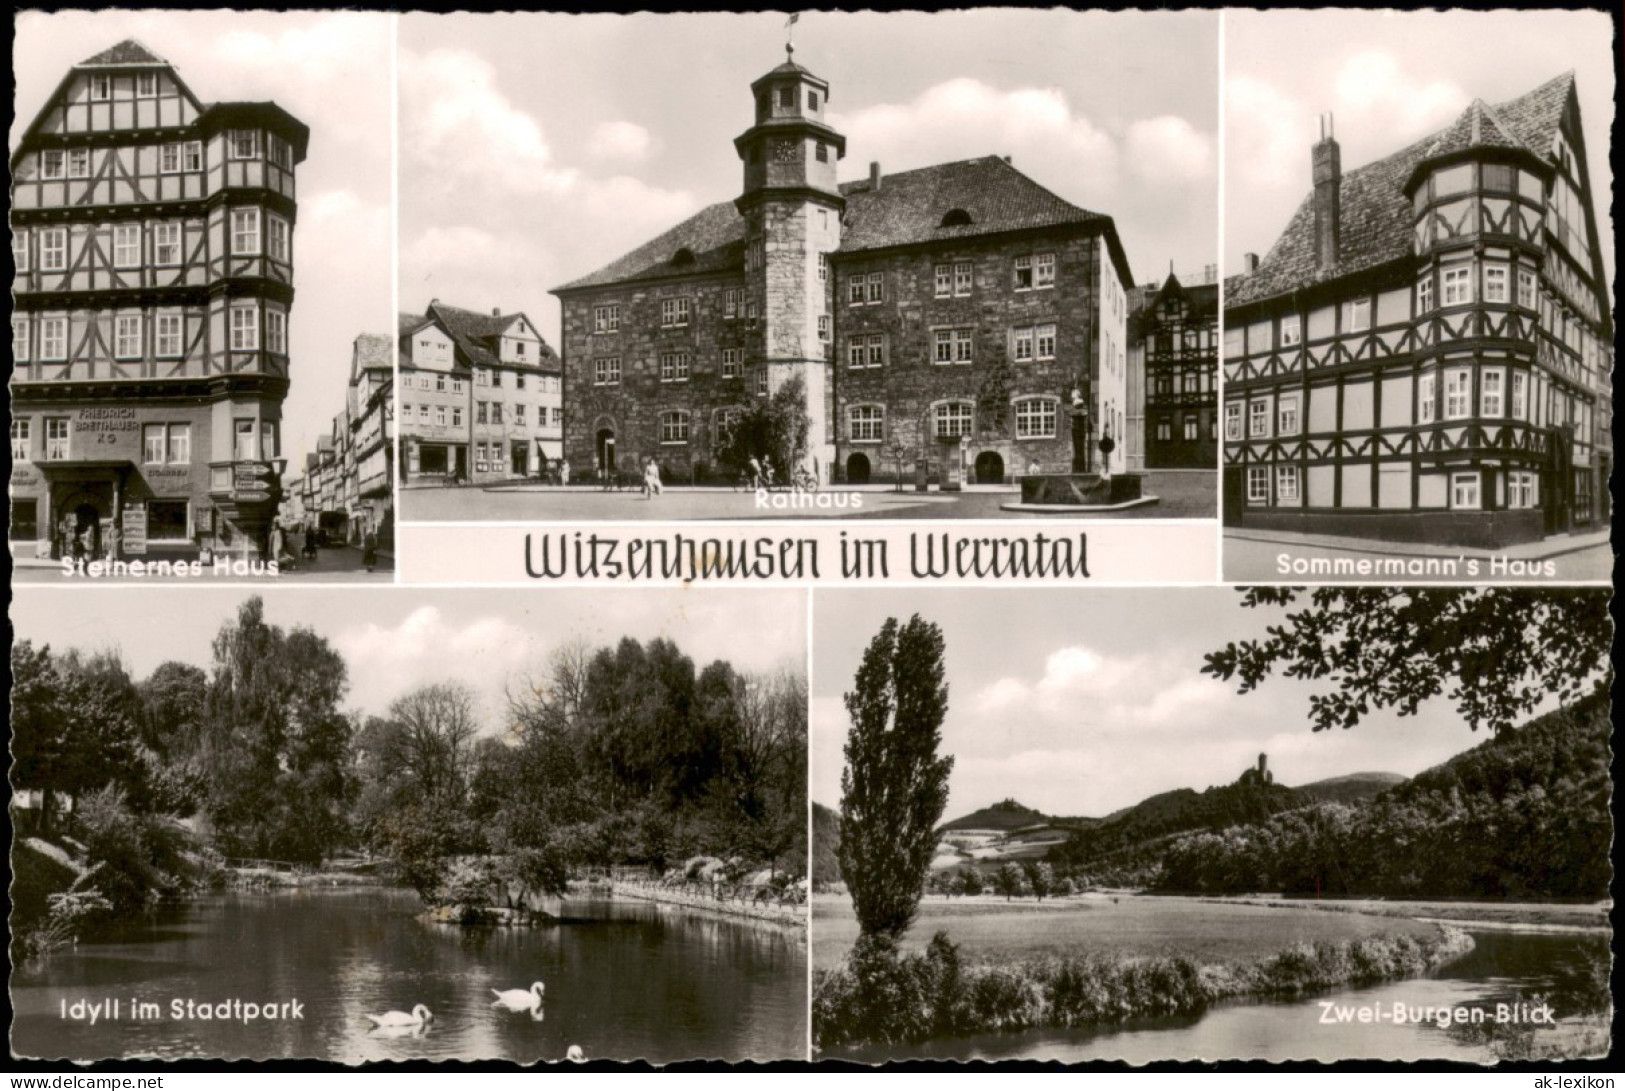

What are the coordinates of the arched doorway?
(595, 428, 617, 475)
(974, 451, 1005, 484)
(846, 452, 871, 484)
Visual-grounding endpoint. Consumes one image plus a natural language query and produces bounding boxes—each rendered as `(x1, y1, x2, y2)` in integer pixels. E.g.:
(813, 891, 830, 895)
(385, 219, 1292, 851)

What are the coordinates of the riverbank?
(814, 919, 1473, 1053)
(610, 879, 807, 929)
(1192, 895, 1611, 934)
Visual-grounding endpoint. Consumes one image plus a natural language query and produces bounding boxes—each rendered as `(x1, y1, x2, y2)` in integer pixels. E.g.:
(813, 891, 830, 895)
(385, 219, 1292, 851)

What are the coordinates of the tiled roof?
(555, 156, 1112, 292)
(1229, 74, 1573, 308)
(78, 40, 166, 67)
(427, 301, 561, 371)
(352, 333, 393, 374)
(399, 312, 428, 336)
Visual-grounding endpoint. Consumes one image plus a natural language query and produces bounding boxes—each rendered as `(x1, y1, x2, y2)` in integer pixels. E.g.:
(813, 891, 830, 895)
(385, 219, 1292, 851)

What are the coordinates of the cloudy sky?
(398, 11, 1220, 348)
(12, 11, 393, 466)
(809, 589, 1578, 819)
(10, 587, 805, 731)
(1227, 9, 1615, 284)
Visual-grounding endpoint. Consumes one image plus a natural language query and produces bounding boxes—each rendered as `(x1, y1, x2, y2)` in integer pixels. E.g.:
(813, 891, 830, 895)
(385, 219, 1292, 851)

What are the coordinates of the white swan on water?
(491, 982, 546, 1011)
(366, 1003, 432, 1028)
(566, 1045, 586, 1063)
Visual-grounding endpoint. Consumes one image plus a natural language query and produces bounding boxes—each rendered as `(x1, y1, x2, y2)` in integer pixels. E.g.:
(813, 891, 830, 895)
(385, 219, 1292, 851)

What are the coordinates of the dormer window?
(137, 73, 158, 98)
(230, 130, 260, 160)
(672, 247, 696, 267)
(90, 75, 112, 101)
(941, 208, 974, 228)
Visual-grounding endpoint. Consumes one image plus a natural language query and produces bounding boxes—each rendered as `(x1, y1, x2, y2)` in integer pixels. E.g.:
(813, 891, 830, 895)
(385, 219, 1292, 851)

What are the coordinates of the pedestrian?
(306, 528, 319, 563)
(747, 454, 763, 490)
(762, 456, 776, 490)
(105, 523, 121, 564)
(362, 526, 379, 572)
(559, 459, 571, 487)
(643, 456, 663, 498)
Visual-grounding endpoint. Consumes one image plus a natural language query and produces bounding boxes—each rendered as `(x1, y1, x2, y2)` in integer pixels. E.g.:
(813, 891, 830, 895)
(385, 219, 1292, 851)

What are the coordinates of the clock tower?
(734, 49, 846, 472)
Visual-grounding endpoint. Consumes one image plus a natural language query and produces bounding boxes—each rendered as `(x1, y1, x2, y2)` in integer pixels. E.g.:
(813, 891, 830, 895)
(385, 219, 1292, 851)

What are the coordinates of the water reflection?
(12, 886, 806, 1064)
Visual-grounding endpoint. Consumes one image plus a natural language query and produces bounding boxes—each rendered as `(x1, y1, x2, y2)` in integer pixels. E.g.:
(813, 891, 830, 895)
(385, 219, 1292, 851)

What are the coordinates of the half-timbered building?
(1223, 74, 1611, 547)
(10, 40, 307, 561)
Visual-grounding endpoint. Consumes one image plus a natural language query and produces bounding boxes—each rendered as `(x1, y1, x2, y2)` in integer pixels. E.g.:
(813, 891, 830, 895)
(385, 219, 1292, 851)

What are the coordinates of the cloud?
(589, 120, 655, 163)
(1334, 51, 1468, 138)
(401, 48, 576, 195)
(1126, 115, 1215, 183)
(333, 606, 536, 726)
(1226, 73, 1313, 191)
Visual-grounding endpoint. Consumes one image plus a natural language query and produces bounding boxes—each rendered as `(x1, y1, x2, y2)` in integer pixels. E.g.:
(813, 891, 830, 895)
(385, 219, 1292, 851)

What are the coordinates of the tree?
(959, 867, 984, 897)
(719, 371, 813, 476)
(992, 862, 1024, 901)
(837, 615, 954, 940)
(1202, 588, 1610, 734)
(386, 682, 482, 807)
(1022, 859, 1054, 901)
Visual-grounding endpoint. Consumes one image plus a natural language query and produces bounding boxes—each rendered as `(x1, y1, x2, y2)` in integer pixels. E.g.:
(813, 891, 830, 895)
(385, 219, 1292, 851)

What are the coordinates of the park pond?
(815, 895, 1606, 1063)
(12, 885, 807, 1064)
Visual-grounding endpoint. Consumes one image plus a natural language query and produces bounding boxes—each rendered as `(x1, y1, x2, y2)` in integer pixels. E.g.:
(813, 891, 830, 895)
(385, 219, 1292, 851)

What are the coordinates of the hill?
(1294, 772, 1406, 805)
(1154, 692, 1611, 899)
(940, 798, 1049, 832)
(812, 802, 841, 888)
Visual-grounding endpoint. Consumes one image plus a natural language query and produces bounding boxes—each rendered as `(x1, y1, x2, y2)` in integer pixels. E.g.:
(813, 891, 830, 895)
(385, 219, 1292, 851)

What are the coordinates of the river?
(826, 930, 1605, 1063)
(11, 886, 807, 1064)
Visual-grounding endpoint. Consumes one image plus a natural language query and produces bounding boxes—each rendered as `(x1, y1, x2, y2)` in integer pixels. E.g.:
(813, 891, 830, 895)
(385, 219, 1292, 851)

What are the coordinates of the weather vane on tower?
(785, 12, 799, 57)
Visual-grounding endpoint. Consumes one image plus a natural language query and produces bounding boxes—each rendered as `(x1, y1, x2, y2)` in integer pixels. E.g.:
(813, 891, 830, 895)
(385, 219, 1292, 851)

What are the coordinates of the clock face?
(771, 139, 800, 164)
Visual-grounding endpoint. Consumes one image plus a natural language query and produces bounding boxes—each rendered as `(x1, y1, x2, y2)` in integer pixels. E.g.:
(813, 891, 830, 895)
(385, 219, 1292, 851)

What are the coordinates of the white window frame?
(756, 369, 769, 396)
(594, 304, 620, 333)
(1417, 273, 1434, 314)
(1280, 315, 1301, 347)
(660, 297, 691, 328)
(660, 411, 690, 445)
(865, 272, 884, 305)
(849, 405, 885, 443)
(231, 208, 261, 255)
(954, 261, 974, 296)
(153, 222, 182, 266)
(1444, 367, 1471, 420)
(45, 417, 71, 461)
(90, 75, 112, 101)
(41, 151, 66, 180)
(1418, 372, 1436, 423)
(182, 142, 203, 172)
(659, 351, 690, 383)
(1274, 464, 1300, 501)
(1246, 465, 1270, 503)
(722, 347, 743, 378)
(594, 356, 621, 386)
(112, 224, 141, 269)
(1343, 298, 1371, 332)
(723, 290, 741, 320)
(13, 317, 30, 363)
(137, 72, 158, 98)
(143, 423, 166, 464)
(13, 228, 29, 273)
(934, 402, 974, 439)
(68, 148, 91, 179)
(266, 308, 287, 354)
(1483, 264, 1509, 304)
(155, 312, 184, 358)
(1014, 397, 1057, 440)
(1516, 269, 1536, 309)
(934, 264, 953, 298)
(1510, 371, 1527, 420)
(167, 424, 191, 466)
(1450, 471, 1480, 510)
(1441, 265, 1473, 307)
(1184, 416, 1200, 442)
(40, 228, 68, 272)
(39, 316, 68, 361)
(230, 305, 259, 351)
(1013, 255, 1034, 291)
(267, 215, 290, 262)
(1479, 367, 1504, 417)
(1034, 253, 1056, 289)
(11, 418, 31, 463)
(114, 313, 142, 360)
(818, 314, 831, 342)
(1277, 392, 1300, 436)
(1224, 402, 1243, 441)
(934, 328, 974, 365)
(230, 130, 260, 160)
(1248, 399, 1271, 439)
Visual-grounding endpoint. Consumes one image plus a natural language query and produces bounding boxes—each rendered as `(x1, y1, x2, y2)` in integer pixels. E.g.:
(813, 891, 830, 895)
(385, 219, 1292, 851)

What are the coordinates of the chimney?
(1312, 113, 1341, 271)
(1203, 262, 1217, 285)
(1242, 252, 1259, 274)
(869, 161, 882, 191)
(492, 308, 501, 317)
(1003, 155, 1011, 165)
(1258, 753, 1267, 776)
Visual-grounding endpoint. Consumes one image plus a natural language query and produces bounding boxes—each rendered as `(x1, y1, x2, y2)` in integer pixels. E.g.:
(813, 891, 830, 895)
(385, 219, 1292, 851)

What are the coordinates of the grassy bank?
(1194, 895, 1611, 933)
(812, 896, 1473, 1052)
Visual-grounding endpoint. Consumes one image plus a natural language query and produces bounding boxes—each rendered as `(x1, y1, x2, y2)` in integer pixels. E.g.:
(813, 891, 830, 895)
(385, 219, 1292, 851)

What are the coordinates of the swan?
(491, 981, 546, 1011)
(566, 1045, 586, 1063)
(366, 1003, 432, 1028)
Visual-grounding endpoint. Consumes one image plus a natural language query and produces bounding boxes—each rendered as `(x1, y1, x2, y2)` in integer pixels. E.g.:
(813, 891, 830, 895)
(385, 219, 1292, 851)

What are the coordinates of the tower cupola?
(735, 48, 846, 214)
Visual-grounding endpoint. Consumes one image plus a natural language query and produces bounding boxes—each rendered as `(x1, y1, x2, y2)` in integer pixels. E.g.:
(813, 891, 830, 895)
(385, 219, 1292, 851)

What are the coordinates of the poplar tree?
(837, 615, 954, 939)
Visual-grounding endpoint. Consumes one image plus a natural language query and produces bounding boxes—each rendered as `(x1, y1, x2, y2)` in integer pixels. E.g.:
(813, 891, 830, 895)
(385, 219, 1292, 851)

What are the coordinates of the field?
(812, 892, 1439, 974)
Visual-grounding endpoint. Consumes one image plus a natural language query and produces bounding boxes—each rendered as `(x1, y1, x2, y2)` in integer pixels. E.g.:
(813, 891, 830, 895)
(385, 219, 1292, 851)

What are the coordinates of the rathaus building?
(10, 41, 307, 562)
(1223, 74, 1611, 547)
(552, 50, 1134, 487)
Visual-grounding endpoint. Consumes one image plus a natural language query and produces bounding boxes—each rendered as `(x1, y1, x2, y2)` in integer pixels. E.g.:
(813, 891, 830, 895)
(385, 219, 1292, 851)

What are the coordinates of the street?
(400, 470, 1218, 523)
